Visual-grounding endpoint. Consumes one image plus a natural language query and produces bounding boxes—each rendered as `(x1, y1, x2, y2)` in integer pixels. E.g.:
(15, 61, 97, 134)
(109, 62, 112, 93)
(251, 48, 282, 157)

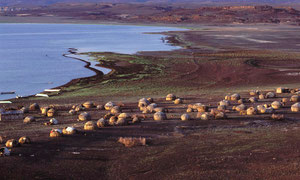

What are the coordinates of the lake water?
(0, 23, 182, 100)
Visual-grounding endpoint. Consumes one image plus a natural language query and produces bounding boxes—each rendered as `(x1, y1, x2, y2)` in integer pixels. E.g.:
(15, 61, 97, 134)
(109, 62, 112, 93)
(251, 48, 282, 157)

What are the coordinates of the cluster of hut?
(1, 86, 300, 156)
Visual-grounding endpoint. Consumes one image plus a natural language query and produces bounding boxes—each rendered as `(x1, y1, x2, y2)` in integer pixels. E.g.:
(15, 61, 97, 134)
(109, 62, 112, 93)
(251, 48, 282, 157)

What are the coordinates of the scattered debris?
(0, 147, 10, 156)
(271, 114, 285, 120)
(118, 137, 147, 147)
(0, 110, 24, 121)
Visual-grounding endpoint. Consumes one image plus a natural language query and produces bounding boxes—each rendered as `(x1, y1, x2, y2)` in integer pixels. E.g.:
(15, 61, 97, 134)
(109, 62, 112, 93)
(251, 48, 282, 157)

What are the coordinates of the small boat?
(44, 89, 61, 92)
(16, 95, 23, 99)
(0, 101, 12, 104)
(1, 91, 15, 95)
(35, 94, 49, 97)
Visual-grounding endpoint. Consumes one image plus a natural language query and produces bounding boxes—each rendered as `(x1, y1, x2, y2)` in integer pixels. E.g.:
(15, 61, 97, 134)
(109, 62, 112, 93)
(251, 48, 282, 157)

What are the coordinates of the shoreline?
(3, 23, 185, 101)
(3, 52, 107, 101)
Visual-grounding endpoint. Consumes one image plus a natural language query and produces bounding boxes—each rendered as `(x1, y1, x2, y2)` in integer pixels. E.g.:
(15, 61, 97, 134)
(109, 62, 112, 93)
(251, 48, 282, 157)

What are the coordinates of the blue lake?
(0, 23, 182, 100)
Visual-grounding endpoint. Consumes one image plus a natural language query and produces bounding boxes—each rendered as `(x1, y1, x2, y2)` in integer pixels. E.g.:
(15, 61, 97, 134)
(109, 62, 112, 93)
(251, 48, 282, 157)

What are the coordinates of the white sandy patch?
(210, 35, 276, 43)
(287, 72, 300, 76)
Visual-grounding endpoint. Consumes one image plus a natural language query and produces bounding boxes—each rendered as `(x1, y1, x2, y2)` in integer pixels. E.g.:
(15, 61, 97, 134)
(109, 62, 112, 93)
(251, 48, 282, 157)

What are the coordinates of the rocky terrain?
(1, 3, 300, 25)
(0, 0, 299, 7)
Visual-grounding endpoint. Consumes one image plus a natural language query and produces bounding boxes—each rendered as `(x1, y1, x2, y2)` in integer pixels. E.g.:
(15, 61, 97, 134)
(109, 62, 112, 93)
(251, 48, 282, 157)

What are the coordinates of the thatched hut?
(235, 104, 247, 112)
(78, 112, 91, 121)
(132, 115, 141, 124)
(238, 99, 246, 104)
(104, 101, 115, 111)
(18, 136, 31, 144)
(138, 98, 150, 108)
(50, 129, 62, 138)
(181, 114, 190, 121)
(116, 117, 128, 126)
(118, 113, 129, 119)
(83, 101, 94, 109)
(84, 121, 97, 131)
(217, 105, 226, 111)
(96, 105, 104, 110)
(49, 118, 58, 125)
(249, 97, 258, 103)
(147, 98, 154, 103)
(166, 94, 176, 101)
(219, 100, 230, 107)
(290, 95, 300, 102)
(249, 90, 259, 96)
(231, 93, 241, 101)
(291, 103, 300, 112)
(111, 106, 121, 115)
(257, 105, 266, 114)
(75, 105, 84, 112)
(69, 109, 76, 115)
(186, 108, 193, 113)
(259, 94, 265, 100)
(197, 105, 208, 112)
(47, 108, 56, 117)
(174, 98, 183, 105)
(276, 87, 289, 94)
(271, 101, 281, 110)
(197, 112, 211, 120)
(281, 98, 289, 103)
(246, 107, 257, 115)
(266, 92, 276, 98)
(266, 107, 275, 114)
(153, 112, 167, 121)
(109, 116, 117, 126)
(97, 118, 108, 128)
(23, 116, 35, 124)
(215, 112, 227, 119)
(40, 107, 49, 115)
(20, 107, 29, 113)
(154, 107, 165, 113)
(147, 103, 158, 113)
(5, 139, 18, 148)
(29, 103, 39, 111)
(62, 127, 77, 135)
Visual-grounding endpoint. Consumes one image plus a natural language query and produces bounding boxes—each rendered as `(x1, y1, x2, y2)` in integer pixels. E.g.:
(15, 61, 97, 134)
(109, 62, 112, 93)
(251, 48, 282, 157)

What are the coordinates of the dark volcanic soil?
(1, 24, 300, 179)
